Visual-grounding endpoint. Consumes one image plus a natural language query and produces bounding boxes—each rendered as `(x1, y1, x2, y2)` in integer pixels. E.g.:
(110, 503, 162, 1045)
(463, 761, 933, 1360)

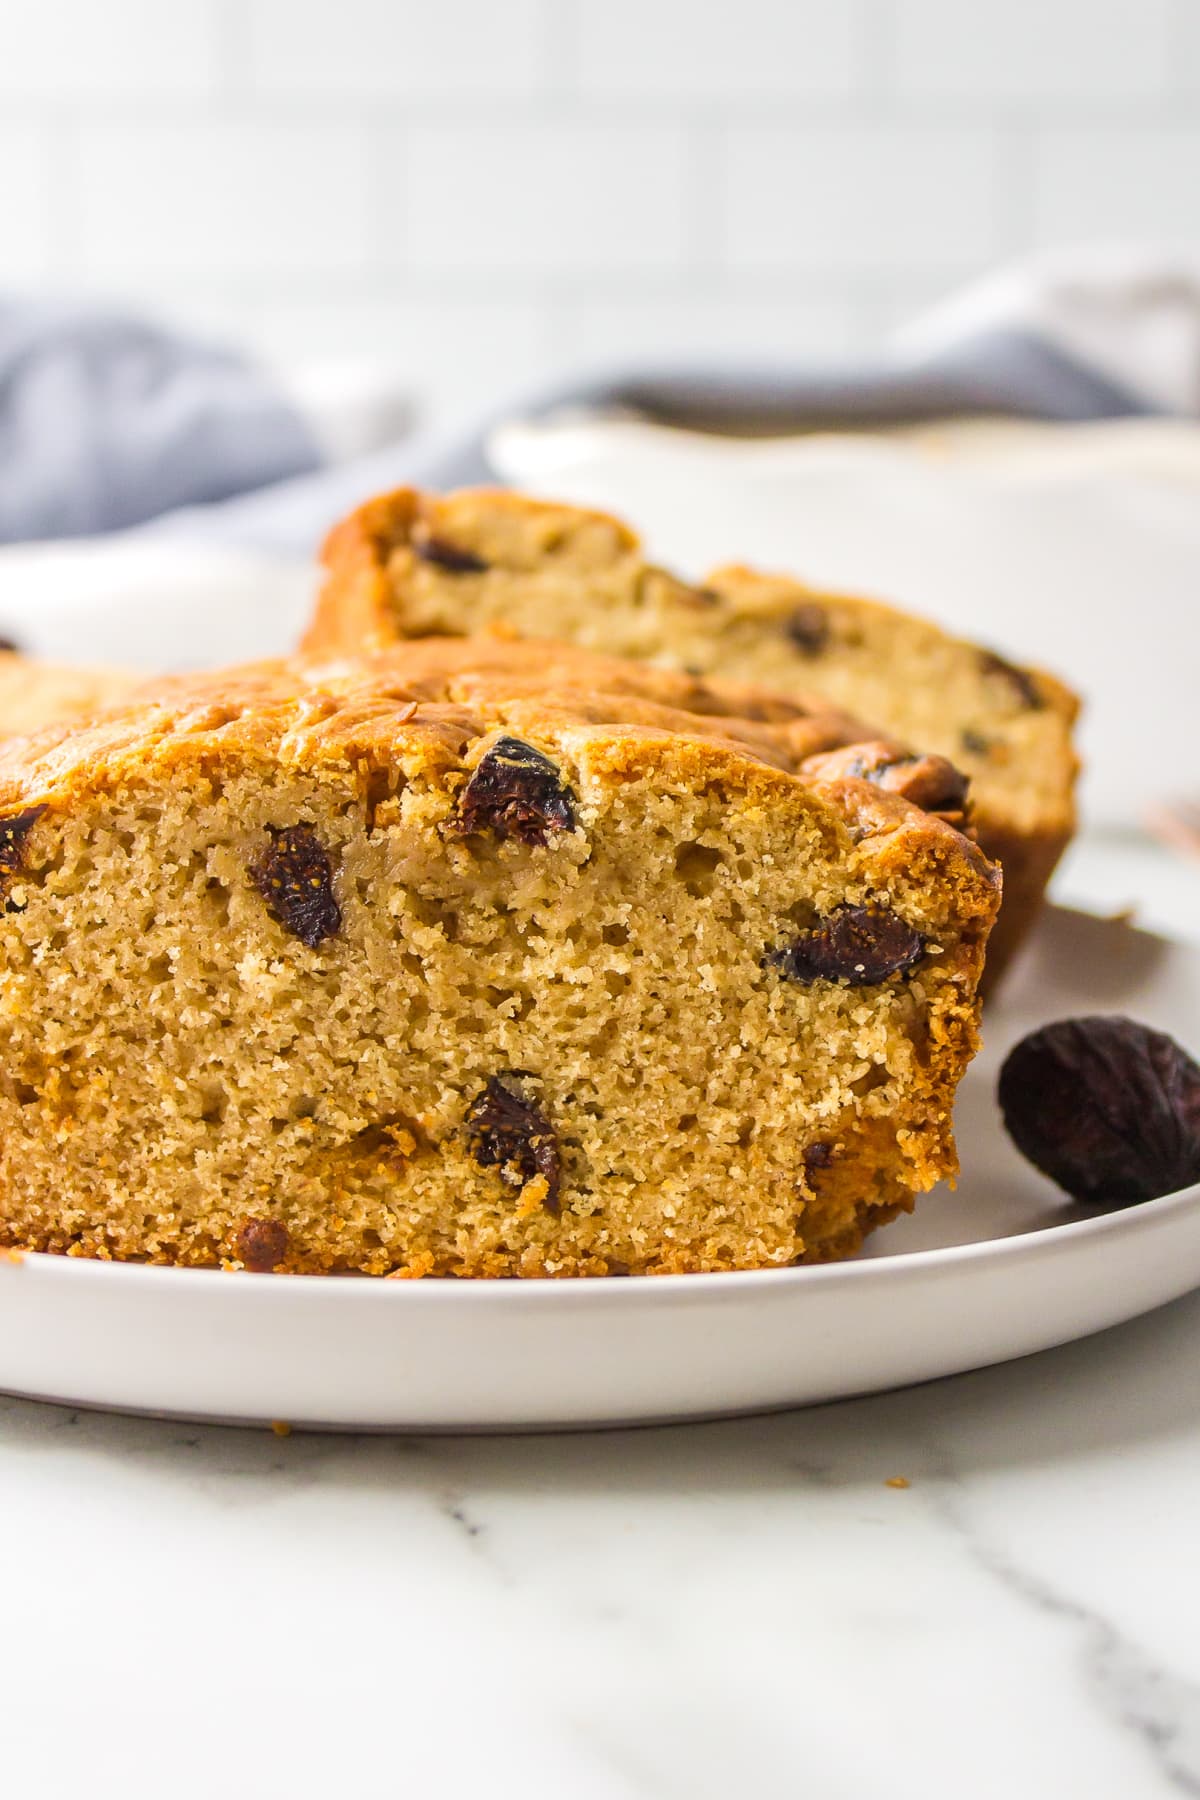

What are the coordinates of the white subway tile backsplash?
(245, 0, 546, 98)
(403, 123, 690, 273)
(1179, 1, 1200, 94)
(560, 293, 865, 363)
(1, 0, 1199, 432)
(576, 0, 861, 100)
(721, 125, 1002, 273)
(241, 295, 555, 422)
(75, 123, 373, 279)
(893, 0, 1173, 102)
(124, 291, 288, 354)
(0, 128, 54, 281)
(0, 0, 217, 100)
(856, 276, 970, 340)
(1033, 127, 1200, 245)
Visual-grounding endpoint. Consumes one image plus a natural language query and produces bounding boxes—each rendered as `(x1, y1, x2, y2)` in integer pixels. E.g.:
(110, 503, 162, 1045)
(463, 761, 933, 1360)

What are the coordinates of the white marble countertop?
(3, 839, 1199, 1800)
(4, 1298, 1199, 1800)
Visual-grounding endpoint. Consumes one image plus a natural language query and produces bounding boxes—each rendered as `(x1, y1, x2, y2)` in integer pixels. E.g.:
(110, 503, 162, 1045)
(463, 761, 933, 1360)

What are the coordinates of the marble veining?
(1, 1290, 1199, 1798)
(930, 1457, 1200, 1798)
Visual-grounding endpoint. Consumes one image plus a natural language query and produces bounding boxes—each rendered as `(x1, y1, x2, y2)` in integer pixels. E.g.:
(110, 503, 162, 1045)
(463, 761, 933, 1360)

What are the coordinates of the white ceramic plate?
(0, 905, 1196, 1432)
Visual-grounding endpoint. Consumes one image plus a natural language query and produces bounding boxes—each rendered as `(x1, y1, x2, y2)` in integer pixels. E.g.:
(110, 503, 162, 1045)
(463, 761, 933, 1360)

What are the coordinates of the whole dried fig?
(998, 1016, 1200, 1207)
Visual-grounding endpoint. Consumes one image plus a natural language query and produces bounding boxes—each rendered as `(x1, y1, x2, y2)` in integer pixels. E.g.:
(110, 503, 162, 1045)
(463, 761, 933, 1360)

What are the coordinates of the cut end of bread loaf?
(0, 639, 998, 1277)
(306, 485, 1077, 982)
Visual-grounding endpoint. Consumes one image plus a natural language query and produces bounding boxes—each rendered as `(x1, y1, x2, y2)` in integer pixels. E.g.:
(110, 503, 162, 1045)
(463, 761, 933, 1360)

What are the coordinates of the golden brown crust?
(0, 652, 142, 739)
(0, 637, 995, 888)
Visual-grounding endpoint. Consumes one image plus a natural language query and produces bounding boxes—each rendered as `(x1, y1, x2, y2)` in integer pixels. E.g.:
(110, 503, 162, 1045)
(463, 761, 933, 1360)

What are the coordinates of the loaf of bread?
(305, 486, 1078, 980)
(0, 637, 998, 1275)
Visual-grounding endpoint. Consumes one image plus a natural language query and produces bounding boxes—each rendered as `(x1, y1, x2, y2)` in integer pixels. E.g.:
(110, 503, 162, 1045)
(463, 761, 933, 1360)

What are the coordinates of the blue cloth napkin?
(152, 326, 1146, 557)
(0, 299, 321, 542)
(11, 248, 1200, 553)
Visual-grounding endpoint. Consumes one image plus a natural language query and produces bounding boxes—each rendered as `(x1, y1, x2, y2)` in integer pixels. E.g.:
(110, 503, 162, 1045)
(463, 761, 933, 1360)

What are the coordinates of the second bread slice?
(305, 485, 1077, 979)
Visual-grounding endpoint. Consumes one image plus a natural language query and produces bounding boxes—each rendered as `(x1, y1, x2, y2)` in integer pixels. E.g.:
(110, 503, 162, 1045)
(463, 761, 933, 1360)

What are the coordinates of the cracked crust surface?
(0, 637, 999, 1277)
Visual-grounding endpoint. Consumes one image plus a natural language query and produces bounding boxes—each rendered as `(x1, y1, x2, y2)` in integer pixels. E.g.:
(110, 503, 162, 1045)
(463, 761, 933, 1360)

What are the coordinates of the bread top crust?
(0, 652, 143, 737)
(0, 636, 996, 902)
(306, 483, 1079, 722)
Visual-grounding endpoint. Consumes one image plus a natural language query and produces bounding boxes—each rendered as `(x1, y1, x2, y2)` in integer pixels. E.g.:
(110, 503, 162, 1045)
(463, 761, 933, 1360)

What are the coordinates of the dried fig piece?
(766, 904, 925, 987)
(639, 568, 720, 611)
(999, 1016, 1200, 1208)
(456, 737, 576, 846)
(785, 604, 830, 657)
(0, 805, 46, 887)
(248, 824, 341, 948)
(847, 752, 970, 818)
(803, 1140, 836, 1175)
(237, 1218, 290, 1271)
(979, 649, 1043, 711)
(466, 1076, 561, 1212)
(413, 532, 488, 574)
